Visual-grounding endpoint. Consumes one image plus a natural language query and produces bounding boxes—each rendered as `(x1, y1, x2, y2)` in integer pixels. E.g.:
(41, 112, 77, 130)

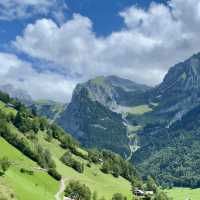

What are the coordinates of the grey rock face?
(157, 53, 200, 94)
(56, 76, 150, 156)
(152, 53, 200, 125)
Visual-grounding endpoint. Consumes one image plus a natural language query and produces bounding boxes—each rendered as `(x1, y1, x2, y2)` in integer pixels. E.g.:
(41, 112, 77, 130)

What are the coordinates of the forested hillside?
(0, 90, 143, 200)
(53, 52, 200, 189)
(131, 53, 200, 188)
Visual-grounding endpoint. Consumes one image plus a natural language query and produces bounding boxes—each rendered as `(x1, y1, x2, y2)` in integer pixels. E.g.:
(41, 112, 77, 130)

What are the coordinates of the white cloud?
(0, 53, 23, 75)
(0, 53, 76, 102)
(0, 0, 67, 23)
(11, 0, 200, 101)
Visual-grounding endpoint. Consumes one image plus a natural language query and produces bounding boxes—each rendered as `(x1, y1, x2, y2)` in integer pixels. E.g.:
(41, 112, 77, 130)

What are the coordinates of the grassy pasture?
(0, 137, 58, 200)
(166, 187, 200, 200)
(38, 133, 133, 200)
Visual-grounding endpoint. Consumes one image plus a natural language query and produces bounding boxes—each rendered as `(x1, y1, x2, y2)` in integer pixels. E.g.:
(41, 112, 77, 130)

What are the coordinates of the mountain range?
(56, 52, 200, 187)
(2, 52, 200, 187)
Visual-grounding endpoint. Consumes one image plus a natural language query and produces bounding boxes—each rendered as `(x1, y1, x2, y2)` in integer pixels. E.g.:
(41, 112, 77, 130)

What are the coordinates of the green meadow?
(166, 187, 200, 200)
(0, 137, 59, 200)
(38, 133, 133, 200)
(127, 104, 153, 115)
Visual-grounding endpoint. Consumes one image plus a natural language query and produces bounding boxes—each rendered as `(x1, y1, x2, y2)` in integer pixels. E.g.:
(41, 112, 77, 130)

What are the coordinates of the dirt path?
(55, 178, 66, 200)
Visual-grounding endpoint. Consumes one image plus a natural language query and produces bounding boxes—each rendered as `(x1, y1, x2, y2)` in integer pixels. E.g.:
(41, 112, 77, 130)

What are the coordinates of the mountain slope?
(57, 76, 151, 156)
(4, 52, 200, 190)
(0, 136, 58, 200)
(75, 75, 151, 109)
(32, 100, 66, 122)
(132, 107, 200, 187)
(152, 53, 200, 125)
(130, 53, 200, 187)
(57, 86, 130, 156)
(0, 91, 138, 200)
(157, 53, 200, 93)
(38, 132, 133, 199)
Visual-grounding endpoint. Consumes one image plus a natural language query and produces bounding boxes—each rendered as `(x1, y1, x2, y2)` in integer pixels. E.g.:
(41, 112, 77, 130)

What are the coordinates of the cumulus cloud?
(11, 0, 200, 101)
(0, 53, 76, 102)
(0, 53, 23, 75)
(0, 0, 67, 23)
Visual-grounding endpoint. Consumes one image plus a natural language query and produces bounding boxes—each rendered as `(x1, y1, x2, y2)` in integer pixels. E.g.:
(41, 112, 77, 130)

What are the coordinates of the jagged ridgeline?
(0, 90, 139, 199)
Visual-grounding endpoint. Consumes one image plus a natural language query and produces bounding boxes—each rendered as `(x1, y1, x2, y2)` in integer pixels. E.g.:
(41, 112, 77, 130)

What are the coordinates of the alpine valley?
(53, 52, 200, 188)
(2, 52, 200, 199)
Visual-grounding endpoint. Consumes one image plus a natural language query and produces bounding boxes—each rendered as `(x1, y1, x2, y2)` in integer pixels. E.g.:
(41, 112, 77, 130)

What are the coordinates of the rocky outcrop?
(56, 76, 150, 156)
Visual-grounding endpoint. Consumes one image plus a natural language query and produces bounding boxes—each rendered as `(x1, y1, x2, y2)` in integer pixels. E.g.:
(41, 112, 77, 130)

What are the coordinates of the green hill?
(0, 133, 133, 200)
(166, 187, 200, 200)
(38, 132, 133, 199)
(0, 137, 58, 200)
(0, 91, 135, 200)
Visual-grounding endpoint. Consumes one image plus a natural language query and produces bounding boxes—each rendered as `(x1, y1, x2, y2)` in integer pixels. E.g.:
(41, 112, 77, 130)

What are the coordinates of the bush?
(60, 151, 84, 173)
(65, 180, 91, 200)
(101, 161, 110, 174)
(73, 161, 84, 173)
(0, 156, 10, 174)
(48, 168, 62, 181)
(70, 147, 88, 160)
(87, 162, 92, 168)
(88, 150, 102, 163)
(92, 191, 98, 200)
(101, 150, 137, 182)
(146, 176, 157, 192)
(20, 168, 34, 175)
(112, 193, 126, 200)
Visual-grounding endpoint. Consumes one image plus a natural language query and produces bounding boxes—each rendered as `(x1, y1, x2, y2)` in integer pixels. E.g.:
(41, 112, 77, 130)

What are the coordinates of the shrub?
(0, 156, 10, 174)
(65, 180, 91, 200)
(87, 162, 91, 168)
(48, 168, 62, 181)
(20, 168, 34, 175)
(112, 193, 126, 200)
(60, 151, 84, 173)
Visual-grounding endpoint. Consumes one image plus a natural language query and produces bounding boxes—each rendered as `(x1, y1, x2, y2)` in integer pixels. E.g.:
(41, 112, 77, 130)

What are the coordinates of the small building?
(134, 189, 145, 196)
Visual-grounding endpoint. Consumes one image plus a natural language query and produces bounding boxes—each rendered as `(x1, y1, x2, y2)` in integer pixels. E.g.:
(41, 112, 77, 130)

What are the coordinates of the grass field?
(38, 133, 133, 200)
(166, 187, 200, 200)
(127, 105, 153, 115)
(0, 137, 59, 200)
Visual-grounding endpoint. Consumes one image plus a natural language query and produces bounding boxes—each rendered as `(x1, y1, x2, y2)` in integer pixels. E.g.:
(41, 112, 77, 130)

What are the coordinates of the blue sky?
(66, 0, 167, 36)
(0, 0, 200, 102)
(0, 0, 167, 44)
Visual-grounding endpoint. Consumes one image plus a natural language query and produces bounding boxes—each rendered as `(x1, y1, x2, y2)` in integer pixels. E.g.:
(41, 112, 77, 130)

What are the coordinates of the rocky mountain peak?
(157, 52, 200, 94)
(72, 75, 151, 110)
